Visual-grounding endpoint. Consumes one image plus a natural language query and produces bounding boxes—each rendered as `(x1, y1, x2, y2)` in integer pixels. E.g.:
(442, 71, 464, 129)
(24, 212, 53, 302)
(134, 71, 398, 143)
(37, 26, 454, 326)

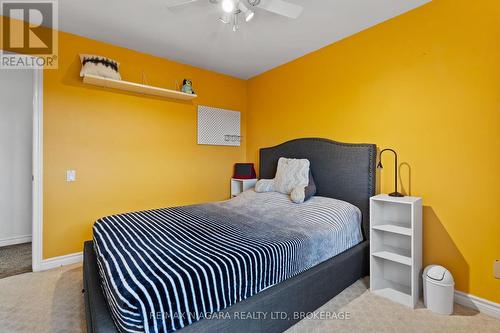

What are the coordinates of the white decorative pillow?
(80, 54, 121, 80)
(255, 179, 275, 193)
(274, 157, 310, 195)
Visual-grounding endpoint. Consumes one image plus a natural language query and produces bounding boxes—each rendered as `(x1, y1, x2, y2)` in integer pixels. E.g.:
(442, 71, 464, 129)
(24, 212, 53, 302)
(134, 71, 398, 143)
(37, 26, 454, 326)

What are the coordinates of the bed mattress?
(93, 190, 363, 333)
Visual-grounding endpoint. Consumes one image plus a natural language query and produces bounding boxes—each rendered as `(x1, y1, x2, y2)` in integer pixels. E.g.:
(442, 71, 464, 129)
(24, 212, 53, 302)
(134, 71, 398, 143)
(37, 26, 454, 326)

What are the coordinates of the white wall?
(0, 69, 33, 246)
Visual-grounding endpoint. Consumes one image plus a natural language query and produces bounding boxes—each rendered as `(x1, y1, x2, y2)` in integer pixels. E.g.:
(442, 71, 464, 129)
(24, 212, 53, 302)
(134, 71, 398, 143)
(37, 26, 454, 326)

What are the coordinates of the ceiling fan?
(165, 0, 303, 32)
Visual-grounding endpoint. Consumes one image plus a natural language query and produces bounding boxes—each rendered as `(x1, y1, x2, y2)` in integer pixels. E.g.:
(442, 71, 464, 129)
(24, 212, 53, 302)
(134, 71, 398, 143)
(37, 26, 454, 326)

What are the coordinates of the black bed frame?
(83, 138, 376, 333)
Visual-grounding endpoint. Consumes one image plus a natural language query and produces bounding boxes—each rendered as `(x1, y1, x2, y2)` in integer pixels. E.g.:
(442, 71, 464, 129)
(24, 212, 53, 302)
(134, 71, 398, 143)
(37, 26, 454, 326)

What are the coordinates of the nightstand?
(370, 194, 422, 308)
(230, 178, 257, 197)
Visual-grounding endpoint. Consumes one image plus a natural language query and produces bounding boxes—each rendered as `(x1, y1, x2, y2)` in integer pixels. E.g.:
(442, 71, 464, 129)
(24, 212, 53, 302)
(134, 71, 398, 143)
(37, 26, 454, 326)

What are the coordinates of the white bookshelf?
(370, 194, 422, 308)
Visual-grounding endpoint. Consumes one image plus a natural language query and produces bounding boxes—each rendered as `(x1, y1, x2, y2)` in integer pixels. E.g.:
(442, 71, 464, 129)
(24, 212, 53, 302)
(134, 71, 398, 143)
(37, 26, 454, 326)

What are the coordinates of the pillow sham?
(79, 54, 121, 80)
(274, 157, 310, 195)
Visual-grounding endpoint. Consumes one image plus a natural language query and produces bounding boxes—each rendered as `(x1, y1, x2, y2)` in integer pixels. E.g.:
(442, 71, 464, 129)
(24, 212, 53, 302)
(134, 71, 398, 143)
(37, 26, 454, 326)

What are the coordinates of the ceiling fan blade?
(255, 0, 303, 19)
(165, 0, 200, 8)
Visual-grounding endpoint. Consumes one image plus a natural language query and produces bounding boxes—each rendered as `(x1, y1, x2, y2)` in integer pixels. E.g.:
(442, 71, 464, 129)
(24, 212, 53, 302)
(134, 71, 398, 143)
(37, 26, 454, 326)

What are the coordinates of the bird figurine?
(181, 79, 195, 94)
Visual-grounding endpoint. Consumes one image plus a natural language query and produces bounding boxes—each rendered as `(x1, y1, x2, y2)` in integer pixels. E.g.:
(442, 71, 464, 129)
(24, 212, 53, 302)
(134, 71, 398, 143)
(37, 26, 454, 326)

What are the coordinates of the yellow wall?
(247, 0, 500, 302)
(2, 0, 499, 303)
(42, 31, 247, 258)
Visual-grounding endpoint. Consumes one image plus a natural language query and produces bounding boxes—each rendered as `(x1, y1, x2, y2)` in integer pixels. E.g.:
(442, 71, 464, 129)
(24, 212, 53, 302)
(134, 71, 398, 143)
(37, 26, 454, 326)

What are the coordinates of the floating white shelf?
(82, 74, 197, 101)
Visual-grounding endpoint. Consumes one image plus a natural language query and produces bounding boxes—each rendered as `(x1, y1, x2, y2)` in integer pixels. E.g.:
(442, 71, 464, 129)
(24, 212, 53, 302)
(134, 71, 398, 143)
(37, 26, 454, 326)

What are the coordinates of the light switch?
(495, 260, 500, 279)
(66, 170, 76, 182)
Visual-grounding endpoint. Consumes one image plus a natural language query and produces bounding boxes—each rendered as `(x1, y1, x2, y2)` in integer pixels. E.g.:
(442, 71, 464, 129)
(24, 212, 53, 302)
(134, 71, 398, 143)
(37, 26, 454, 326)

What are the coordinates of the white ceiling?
(56, 0, 430, 79)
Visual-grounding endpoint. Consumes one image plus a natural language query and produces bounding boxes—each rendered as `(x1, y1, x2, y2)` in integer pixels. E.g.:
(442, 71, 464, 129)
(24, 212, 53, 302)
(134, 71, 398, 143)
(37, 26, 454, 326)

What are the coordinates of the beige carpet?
(0, 264, 498, 333)
(0, 242, 32, 279)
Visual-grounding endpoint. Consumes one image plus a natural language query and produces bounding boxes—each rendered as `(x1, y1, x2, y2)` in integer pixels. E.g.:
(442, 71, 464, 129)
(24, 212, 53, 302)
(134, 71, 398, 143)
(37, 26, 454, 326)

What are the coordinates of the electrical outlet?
(495, 260, 500, 279)
(66, 170, 76, 182)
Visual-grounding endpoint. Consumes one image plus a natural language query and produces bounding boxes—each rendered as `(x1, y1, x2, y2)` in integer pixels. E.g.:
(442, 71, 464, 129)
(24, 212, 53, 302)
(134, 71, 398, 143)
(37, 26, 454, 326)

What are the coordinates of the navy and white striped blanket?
(93, 190, 362, 333)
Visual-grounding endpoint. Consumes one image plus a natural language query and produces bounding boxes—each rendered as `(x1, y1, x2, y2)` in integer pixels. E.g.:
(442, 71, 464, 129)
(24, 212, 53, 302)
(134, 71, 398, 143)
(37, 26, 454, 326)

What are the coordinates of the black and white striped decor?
(93, 191, 362, 333)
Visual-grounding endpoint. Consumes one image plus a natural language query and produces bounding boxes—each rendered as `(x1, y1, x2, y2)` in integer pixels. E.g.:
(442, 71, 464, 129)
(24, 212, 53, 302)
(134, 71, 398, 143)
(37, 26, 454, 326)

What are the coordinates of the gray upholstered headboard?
(259, 138, 376, 240)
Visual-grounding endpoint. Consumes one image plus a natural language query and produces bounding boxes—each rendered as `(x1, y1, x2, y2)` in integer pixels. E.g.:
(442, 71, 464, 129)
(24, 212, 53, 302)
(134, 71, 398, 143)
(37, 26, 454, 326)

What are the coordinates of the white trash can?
(423, 265, 454, 315)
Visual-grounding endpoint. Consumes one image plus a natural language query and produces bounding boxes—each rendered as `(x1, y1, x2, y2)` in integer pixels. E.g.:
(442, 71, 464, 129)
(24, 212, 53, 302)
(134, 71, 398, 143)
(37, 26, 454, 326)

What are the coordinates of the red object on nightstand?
(233, 163, 256, 179)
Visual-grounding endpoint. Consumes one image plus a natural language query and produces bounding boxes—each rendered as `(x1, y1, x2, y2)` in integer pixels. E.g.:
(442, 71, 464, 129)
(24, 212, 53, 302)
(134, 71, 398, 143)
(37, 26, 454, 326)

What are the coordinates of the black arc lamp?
(377, 148, 404, 197)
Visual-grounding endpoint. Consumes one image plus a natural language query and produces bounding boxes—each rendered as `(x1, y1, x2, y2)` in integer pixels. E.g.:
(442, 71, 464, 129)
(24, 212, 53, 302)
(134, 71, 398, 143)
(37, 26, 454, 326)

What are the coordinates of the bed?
(83, 137, 376, 333)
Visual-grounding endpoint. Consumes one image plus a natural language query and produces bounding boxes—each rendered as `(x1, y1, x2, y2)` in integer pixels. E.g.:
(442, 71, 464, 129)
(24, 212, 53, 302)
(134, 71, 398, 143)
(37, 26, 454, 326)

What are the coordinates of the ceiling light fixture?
(217, 0, 259, 31)
(244, 10, 254, 22)
(238, 1, 254, 22)
(232, 11, 239, 31)
(221, 0, 235, 13)
(218, 13, 231, 24)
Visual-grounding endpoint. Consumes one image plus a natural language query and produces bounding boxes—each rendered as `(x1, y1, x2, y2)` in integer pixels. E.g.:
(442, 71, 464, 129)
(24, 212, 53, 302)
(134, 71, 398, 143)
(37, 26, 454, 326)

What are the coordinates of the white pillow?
(255, 179, 275, 193)
(80, 54, 121, 80)
(274, 157, 310, 195)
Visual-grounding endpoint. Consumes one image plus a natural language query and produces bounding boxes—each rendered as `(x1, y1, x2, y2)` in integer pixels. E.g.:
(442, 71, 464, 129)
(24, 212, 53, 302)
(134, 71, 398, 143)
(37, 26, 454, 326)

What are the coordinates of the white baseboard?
(0, 234, 32, 247)
(39, 251, 83, 271)
(455, 290, 500, 319)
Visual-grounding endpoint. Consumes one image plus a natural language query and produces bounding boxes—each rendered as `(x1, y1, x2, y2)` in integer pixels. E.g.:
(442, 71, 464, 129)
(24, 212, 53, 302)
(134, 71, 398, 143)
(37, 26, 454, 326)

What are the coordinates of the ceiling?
(55, 0, 430, 79)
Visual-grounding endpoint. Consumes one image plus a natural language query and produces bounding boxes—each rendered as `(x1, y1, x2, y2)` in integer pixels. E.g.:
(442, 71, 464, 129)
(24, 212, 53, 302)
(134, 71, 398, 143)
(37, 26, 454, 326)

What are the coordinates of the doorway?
(0, 64, 43, 278)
